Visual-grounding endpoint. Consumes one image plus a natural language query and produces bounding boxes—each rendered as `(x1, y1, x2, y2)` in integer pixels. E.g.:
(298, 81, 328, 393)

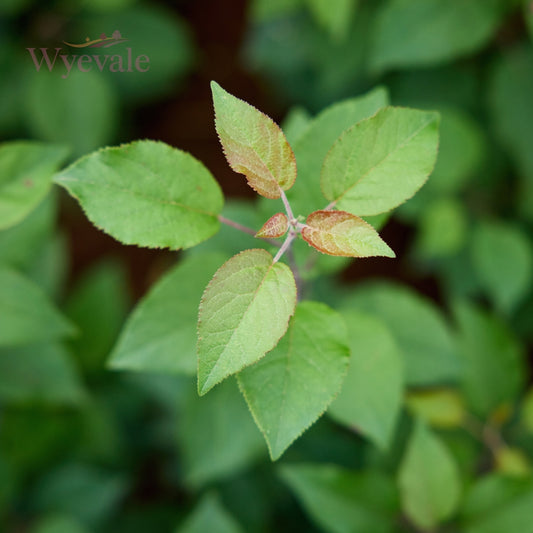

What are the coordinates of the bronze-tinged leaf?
(301, 210, 395, 258)
(211, 81, 297, 199)
(256, 212, 289, 239)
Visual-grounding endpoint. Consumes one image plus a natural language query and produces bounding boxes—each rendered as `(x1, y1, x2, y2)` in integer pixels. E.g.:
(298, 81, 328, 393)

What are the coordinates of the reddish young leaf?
(256, 212, 289, 239)
(211, 81, 297, 199)
(301, 210, 395, 258)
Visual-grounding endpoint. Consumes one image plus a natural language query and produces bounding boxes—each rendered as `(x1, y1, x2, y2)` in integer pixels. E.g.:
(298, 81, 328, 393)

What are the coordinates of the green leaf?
(340, 281, 460, 386)
(25, 70, 117, 158)
(305, 0, 358, 40)
(0, 343, 85, 406)
(526, 0, 533, 41)
(0, 141, 68, 229)
(32, 515, 91, 533)
(280, 464, 398, 533)
(371, 0, 502, 72)
(453, 300, 526, 417)
(0, 192, 57, 270)
(281, 106, 312, 146)
(178, 379, 266, 488)
(462, 474, 533, 533)
(405, 389, 465, 429)
(489, 45, 533, 220)
(302, 210, 395, 258)
(415, 198, 468, 258)
(211, 81, 297, 199)
(76, 5, 193, 102)
(251, 0, 303, 22)
(31, 463, 128, 528)
(427, 107, 486, 194)
(255, 212, 288, 238)
(471, 220, 533, 314)
(398, 420, 461, 530)
(321, 107, 440, 216)
(110, 253, 226, 375)
(495, 447, 532, 478)
(238, 301, 350, 459)
(329, 311, 403, 450)
(197, 249, 297, 395)
(521, 388, 533, 434)
(55, 140, 223, 250)
(0, 267, 74, 346)
(176, 493, 244, 533)
(287, 86, 389, 216)
(66, 260, 129, 372)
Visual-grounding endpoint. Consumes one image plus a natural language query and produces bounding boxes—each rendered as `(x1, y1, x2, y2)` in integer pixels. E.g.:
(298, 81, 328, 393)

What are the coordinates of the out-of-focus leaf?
(340, 281, 460, 386)
(25, 231, 69, 300)
(321, 107, 440, 216)
(110, 253, 225, 376)
(0, 141, 68, 229)
(66, 260, 129, 372)
(405, 389, 465, 429)
(32, 463, 128, 529)
(197, 249, 296, 395)
(250, 0, 303, 21)
(462, 474, 533, 533)
(371, 0, 502, 72)
(55, 141, 223, 250)
(238, 301, 350, 459)
(245, 5, 379, 111)
(398, 420, 461, 530)
(305, 0, 358, 40)
(526, 0, 533, 40)
(415, 198, 468, 258)
(176, 493, 244, 533)
(391, 64, 480, 111)
(0, 192, 57, 269)
(427, 108, 485, 194)
(302, 210, 395, 257)
(32, 515, 91, 533)
(212, 81, 297, 199)
(489, 46, 533, 220)
(0, 343, 85, 406)
(280, 463, 398, 533)
(453, 300, 526, 417)
(495, 447, 532, 478)
(329, 311, 403, 450)
(281, 106, 312, 145)
(521, 388, 533, 434)
(471, 220, 533, 314)
(25, 70, 116, 158)
(178, 379, 266, 488)
(0, 267, 74, 346)
(75, 5, 193, 101)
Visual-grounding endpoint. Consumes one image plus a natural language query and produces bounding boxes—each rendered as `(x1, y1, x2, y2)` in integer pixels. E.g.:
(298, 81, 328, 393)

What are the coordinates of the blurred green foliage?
(1, 0, 533, 532)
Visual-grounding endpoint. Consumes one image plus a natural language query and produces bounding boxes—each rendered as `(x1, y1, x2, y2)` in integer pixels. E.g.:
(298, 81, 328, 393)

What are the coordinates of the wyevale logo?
(27, 30, 150, 79)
